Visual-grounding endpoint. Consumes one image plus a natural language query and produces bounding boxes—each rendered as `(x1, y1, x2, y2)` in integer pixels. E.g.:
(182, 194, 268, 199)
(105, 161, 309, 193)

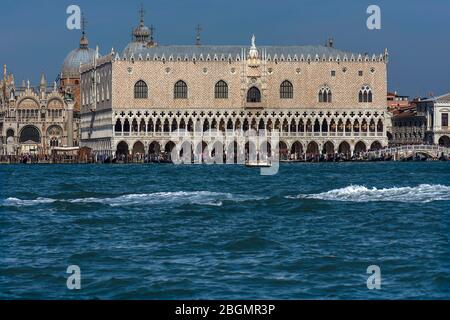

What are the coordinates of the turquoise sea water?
(0, 163, 449, 299)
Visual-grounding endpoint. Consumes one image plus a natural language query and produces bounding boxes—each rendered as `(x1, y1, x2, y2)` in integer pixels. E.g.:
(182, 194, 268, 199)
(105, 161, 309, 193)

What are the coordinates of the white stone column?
(66, 101, 74, 147)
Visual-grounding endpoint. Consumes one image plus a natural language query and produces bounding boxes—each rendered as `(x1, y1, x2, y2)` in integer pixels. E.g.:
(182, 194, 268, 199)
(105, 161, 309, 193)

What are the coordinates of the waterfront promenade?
(1, 144, 449, 164)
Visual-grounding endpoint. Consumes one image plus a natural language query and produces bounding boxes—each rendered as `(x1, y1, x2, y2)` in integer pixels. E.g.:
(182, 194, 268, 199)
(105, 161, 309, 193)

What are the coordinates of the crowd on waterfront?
(0, 154, 79, 164)
(1, 149, 448, 164)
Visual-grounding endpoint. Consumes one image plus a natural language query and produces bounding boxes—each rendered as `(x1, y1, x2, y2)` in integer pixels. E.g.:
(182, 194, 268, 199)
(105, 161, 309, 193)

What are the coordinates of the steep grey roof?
(122, 44, 355, 59)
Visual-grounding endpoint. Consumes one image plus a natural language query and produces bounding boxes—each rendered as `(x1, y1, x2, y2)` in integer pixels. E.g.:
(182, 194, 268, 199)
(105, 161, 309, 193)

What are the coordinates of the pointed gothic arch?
(215, 80, 228, 99)
(174, 80, 188, 99)
(358, 85, 373, 103)
(323, 141, 335, 155)
(280, 80, 293, 99)
(247, 86, 261, 103)
(134, 80, 148, 99)
(318, 86, 332, 103)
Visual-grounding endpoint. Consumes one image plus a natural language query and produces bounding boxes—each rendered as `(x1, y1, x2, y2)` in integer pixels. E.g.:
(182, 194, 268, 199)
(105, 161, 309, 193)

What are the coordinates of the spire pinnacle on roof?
(196, 24, 202, 46)
(40, 73, 46, 93)
(81, 14, 86, 36)
(326, 37, 334, 48)
(40, 73, 46, 87)
(79, 14, 89, 49)
(132, 4, 151, 43)
(149, 25, 156, 46)
(150, 25, 155, 44)
(139, 3, 145, 25)
(384, 48, 389, 63)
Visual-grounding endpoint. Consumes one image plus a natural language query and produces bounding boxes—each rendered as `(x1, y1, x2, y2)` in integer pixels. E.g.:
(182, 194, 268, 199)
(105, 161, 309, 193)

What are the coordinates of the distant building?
(416, 94, 450, 146)
(390, 103, 426, 145)
(0, 29, 95, 156)
(0, 68, 77, 156)
(387, 91, 410, 113)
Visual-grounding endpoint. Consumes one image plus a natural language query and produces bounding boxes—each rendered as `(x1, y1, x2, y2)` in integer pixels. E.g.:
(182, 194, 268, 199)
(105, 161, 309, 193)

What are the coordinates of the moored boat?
(245, 160, 272, 168)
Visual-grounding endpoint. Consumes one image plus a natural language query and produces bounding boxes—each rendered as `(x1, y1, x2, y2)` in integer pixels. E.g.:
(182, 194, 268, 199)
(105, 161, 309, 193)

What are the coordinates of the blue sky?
(1, 0, 449, 97)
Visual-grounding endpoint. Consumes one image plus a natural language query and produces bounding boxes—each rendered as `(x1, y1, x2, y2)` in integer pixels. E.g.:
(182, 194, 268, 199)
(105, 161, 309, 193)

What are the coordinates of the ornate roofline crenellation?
(82, 49, 387, 71)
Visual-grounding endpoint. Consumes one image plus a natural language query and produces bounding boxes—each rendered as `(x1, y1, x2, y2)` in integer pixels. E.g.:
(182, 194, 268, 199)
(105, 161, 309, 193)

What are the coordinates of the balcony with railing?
(114, 129, 385, 139)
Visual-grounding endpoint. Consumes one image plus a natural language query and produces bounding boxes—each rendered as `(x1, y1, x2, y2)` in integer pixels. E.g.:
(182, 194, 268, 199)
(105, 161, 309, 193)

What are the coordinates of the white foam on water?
(3, 197, 57, 206)
(2, 191, 263, 207)
(288, 184, 450, 203)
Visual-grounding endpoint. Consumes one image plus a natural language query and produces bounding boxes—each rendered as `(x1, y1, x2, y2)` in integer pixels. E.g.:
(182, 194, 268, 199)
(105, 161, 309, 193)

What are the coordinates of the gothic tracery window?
(215, 80, 228, 99)
(359, 85, 373, 103)
(318, 86, 332, 103)
(174, 80, 188, 99)
(134, 80, 148, 99)
(280, 80, 293, 99)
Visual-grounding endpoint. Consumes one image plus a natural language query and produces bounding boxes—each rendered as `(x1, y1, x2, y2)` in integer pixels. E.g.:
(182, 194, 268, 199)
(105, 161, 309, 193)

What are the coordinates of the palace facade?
(80, 13, 390, 160)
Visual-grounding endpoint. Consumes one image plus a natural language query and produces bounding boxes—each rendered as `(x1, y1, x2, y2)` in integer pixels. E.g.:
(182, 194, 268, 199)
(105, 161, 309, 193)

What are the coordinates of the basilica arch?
(17, 97, 39, 109)
(19, 125, 41, 144)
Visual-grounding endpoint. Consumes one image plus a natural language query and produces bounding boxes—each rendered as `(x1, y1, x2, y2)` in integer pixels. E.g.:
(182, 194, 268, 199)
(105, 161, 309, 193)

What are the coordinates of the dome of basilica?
(61, 32, 96, 79)
(122, 6, 156, 57)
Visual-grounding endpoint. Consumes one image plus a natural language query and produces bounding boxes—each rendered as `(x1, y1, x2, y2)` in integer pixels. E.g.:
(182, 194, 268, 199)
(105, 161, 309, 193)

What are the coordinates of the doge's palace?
(80, 10, 389, 161)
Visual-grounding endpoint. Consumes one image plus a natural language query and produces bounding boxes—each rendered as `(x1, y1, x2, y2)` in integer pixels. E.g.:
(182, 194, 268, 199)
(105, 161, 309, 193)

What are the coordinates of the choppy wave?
(3, 197, 57, 206)
(288, 184, 450, 203)
(2, 191, 263, 208)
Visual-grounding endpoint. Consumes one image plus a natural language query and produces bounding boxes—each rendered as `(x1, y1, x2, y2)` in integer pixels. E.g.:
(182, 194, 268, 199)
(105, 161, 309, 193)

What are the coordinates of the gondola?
(245, 160, 272, 168)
